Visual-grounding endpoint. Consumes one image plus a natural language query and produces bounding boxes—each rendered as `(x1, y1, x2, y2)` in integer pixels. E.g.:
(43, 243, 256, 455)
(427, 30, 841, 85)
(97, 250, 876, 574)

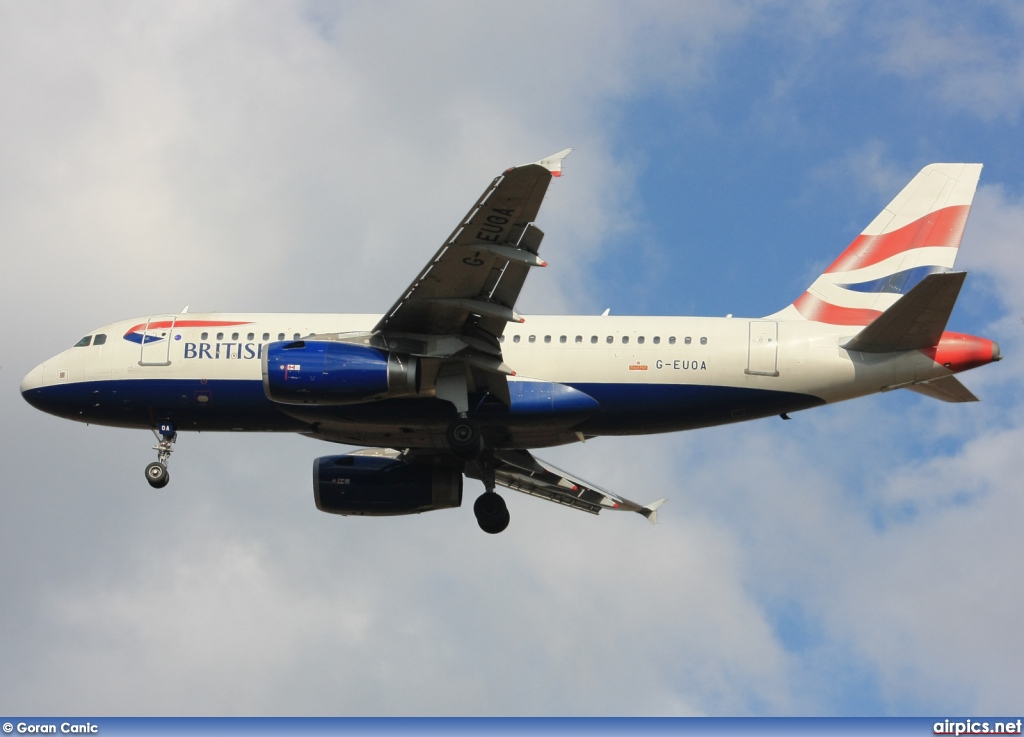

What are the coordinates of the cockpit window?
(74, 336, 92, 347)
(93, 334, 107, 346)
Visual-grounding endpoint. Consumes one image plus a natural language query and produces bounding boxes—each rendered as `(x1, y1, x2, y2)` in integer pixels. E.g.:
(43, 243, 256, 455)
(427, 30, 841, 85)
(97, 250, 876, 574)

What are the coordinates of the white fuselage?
(21, 311, 949, 450)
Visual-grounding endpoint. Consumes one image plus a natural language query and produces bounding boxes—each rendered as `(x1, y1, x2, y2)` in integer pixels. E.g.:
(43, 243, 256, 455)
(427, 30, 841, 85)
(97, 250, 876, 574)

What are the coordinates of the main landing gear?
(446, 416, 509, 534)
(446, 417, 483, 460)
(474, 486, 510, 535)
(145, 421, 176, 489)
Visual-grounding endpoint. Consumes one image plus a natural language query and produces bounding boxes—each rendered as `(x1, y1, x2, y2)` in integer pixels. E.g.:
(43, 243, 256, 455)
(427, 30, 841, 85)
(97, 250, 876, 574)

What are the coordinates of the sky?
(1, 0, 1023, 717)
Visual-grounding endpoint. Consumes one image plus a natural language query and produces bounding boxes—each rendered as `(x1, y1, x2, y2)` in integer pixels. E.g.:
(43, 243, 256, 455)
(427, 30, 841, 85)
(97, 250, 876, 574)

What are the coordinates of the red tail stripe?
(825, 205, 970, 274)
(794, 292, 882, 326)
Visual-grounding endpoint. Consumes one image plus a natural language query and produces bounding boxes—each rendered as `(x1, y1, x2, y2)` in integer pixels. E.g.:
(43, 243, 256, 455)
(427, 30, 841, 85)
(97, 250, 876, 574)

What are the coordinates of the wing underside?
(481, 449, 665, 523)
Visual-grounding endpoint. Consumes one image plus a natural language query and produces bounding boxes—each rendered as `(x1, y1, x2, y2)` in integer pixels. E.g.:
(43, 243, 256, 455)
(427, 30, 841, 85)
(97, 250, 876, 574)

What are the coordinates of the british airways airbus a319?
(20, 151, 1001, 533)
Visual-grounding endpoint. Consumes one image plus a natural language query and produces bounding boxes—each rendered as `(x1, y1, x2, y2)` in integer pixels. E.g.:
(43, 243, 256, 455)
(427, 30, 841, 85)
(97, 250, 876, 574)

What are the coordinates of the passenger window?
(669, 337, 676, 345)
(513, 335, 521, 343)
(216, 332, 224, 340)
(201, 332, 209, 340)
(685, 337, 692, 345)
(293, 333, 300, 340)
(231, 332, 239, 341)
(606, 336, 613, 343)
(544, 336, 551, 343)
(591, 336, 598, 344)
(262, 333, 270, 341)
(247, 332, 254, 341)
(559, 336, 567, 344)
(93, 334, 107, 345)
(653, 336, 660, 345)
(529, 335, 536, 343)
(575, 336, 583, 344)
(622, 336, 629, 344)
(278, 333, 285, 341)
(74, 336, 92, 347)
(700, 337, 708, 345)
(637, 336, 644, 345)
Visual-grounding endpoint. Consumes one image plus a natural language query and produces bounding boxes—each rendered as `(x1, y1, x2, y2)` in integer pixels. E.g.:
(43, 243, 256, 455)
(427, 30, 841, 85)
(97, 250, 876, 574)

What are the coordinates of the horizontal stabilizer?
(904, 375, 979, 403)
(843, 271, 966, 353)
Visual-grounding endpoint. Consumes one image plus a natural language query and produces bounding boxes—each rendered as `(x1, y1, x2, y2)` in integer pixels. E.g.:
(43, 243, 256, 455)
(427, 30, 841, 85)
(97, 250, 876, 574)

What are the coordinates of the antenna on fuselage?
(181, 305, 189, 314)
(600, 308, 610, 317)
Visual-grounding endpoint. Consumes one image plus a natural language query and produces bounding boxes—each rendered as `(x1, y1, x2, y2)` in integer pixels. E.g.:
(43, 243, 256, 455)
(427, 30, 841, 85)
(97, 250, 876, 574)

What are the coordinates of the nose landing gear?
(145, 421, 176, 489)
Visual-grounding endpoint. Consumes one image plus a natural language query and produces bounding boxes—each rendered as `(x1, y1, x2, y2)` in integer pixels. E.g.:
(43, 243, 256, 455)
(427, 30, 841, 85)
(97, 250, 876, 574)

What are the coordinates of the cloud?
(870, 2, 1024, 122)
(0, 0, 752, 328)
(960, 183, 1024, 328)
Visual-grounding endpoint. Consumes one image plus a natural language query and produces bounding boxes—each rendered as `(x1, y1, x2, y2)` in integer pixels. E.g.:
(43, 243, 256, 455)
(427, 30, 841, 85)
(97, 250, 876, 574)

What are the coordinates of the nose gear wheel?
(146, 422, 177, 489)
(145, 461, 169, 488)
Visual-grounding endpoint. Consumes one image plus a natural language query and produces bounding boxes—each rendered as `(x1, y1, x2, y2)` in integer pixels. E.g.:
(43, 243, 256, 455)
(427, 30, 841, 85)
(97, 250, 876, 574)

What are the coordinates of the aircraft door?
(138, 315, 178, 367)
(746, 321, 779, 377)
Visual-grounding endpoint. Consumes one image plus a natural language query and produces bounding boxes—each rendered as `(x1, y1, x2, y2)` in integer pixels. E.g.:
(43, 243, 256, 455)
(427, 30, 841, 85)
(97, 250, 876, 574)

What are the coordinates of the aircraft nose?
(21, 362, 46, 406)
(21, 363, 43, 393)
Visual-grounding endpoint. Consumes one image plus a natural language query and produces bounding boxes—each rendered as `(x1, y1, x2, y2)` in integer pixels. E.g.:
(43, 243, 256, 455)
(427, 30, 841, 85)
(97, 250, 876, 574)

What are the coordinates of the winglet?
(641, 498, 667, 525)
(517, 148, 573, 176)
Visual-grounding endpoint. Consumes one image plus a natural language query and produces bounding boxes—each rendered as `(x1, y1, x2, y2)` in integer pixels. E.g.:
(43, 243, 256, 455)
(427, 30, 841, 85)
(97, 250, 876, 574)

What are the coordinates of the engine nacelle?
(314, 453, 463, 516)
(263, 340, 418, 405)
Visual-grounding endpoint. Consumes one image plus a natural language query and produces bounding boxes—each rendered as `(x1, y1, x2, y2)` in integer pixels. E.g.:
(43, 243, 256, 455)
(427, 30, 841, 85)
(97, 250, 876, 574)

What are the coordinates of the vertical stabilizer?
(771, 163, 982, 324)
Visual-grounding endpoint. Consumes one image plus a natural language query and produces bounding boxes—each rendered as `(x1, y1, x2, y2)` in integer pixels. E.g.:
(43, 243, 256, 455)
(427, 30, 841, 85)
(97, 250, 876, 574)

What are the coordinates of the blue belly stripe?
(23, 377, 823, 436)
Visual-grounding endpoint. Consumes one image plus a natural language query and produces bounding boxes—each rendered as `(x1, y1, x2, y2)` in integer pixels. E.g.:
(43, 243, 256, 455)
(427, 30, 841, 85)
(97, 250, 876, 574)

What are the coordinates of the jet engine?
(263, 340, 418, 405)
(313, 453, 463, 516)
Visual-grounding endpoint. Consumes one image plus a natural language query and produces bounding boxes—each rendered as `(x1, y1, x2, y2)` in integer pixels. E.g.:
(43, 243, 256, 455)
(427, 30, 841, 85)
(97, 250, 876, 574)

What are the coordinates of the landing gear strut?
(444, 415, 509, 533)
(145, 421, 176, 489)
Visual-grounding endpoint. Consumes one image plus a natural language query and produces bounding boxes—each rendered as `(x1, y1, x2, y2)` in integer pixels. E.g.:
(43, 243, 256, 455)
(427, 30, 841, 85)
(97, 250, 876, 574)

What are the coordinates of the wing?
(372, 149, 572, 407)
(350, 447, 666, 526)
(488, 449, 666, 524)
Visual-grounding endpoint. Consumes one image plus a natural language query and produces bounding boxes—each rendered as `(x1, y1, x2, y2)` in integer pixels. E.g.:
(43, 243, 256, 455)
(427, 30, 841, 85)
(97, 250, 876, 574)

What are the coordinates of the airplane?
(20, 151, 1001, 534)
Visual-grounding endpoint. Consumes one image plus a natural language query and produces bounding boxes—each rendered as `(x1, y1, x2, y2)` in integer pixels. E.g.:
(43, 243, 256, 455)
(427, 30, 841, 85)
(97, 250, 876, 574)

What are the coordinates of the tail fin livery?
(772, 163, 983, 325)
